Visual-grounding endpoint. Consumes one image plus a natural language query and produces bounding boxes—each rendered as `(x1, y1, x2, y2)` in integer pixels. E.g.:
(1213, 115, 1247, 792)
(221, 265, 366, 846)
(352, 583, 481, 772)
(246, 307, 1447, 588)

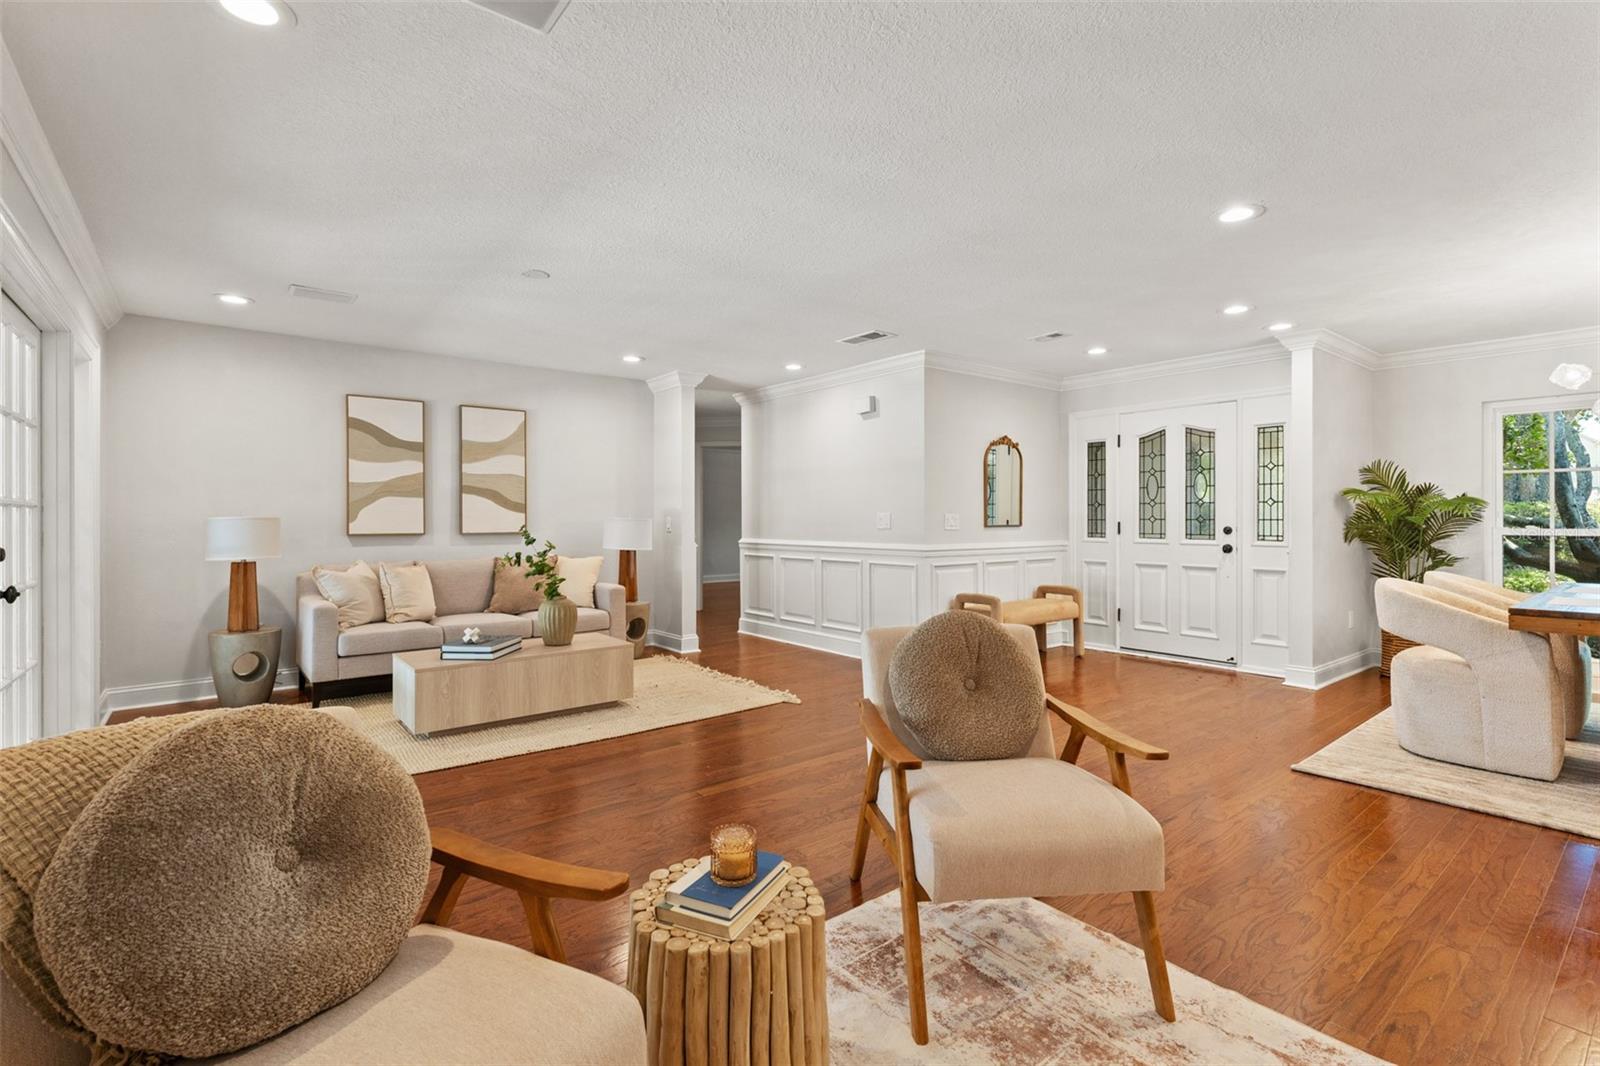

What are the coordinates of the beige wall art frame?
(459, 403, 528, 534)
(347, 394, 427, 535)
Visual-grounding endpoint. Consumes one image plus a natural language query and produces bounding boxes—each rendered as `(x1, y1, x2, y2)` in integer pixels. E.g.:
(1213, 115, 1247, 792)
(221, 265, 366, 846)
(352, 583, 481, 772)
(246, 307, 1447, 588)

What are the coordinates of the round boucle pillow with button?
(888, 610, 1045, 760)
(33, 707, 431, 1059)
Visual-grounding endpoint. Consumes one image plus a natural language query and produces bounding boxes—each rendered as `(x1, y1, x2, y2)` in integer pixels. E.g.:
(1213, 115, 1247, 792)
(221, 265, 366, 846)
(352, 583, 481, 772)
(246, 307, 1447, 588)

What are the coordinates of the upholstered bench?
(951, 585, 1085, 657)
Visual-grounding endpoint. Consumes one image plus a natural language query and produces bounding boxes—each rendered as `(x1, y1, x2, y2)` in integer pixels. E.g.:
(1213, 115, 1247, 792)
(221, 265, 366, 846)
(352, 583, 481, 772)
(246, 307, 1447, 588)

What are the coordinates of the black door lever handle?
(0, 586, 19, 604)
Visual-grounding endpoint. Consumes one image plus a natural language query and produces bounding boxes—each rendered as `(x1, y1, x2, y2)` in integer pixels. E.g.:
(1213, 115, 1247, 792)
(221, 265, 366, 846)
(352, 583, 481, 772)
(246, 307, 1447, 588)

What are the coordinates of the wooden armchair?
(849, 624, 1173, 1045)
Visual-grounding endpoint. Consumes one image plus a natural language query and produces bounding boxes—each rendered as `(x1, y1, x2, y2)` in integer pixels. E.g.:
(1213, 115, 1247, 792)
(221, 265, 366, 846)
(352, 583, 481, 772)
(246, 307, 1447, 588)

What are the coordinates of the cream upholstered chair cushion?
(1375, 578, 1566, 781)
(313, 562, 384, 630)
(876, 759, 1164, 902)
(204, 926, 646, 1066)
(1423, 570, 1591, 739)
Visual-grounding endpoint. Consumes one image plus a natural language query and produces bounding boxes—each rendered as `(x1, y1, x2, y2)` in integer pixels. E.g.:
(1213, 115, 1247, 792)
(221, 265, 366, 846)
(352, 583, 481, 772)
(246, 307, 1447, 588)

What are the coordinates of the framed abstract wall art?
(346, 394, 426, 535)
(459, 404, 528, 534)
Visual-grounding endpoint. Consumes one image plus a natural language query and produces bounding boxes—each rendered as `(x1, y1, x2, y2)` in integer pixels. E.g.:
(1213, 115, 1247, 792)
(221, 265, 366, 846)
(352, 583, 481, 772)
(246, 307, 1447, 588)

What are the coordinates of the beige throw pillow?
(313, 561, 384, 630)
(377, 561, 437, 623)
(487, 558, 545, 614)
(555, 555, 603, 608)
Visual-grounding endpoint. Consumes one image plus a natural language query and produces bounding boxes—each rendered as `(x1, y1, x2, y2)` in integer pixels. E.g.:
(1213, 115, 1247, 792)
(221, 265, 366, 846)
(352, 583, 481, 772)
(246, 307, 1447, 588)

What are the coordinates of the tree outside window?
(1501, 408, 1600, 594)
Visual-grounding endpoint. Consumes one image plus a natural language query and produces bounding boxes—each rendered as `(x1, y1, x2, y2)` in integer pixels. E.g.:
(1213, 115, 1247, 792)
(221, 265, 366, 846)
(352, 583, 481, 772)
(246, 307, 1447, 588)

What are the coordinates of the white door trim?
(0, 202, 102, 736)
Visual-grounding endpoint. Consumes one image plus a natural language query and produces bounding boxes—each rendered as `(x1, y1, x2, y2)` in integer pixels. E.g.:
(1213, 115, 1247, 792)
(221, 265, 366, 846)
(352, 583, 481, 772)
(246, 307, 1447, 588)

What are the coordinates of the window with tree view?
(1500, 408, 1600, 595)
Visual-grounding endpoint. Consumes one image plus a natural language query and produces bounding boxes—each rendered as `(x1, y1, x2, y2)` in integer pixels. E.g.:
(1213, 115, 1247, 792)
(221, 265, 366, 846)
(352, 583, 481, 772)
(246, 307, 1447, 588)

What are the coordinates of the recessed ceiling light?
(1222, 304, 1251, 316)
(1086, 346, 1108, 356)
(1266, 322, 1295, 332)
(217, 0, 294, 27)
(1217, 203, 1265, 224)
(215, 292, 253, 306)
(621, 354, 643, 364)
(521, 268, 551, 280)
(785, 363, 803, 372)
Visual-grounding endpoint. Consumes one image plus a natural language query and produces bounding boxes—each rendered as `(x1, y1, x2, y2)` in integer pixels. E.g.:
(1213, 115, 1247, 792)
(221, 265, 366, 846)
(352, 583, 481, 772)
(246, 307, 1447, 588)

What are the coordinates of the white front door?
(1117, 401, 1239, 663)
(0, 295, 43, 746)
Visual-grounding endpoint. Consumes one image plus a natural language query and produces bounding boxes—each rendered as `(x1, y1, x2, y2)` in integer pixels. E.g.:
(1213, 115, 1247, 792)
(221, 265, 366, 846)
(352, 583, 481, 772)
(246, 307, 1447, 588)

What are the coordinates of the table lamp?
(206, 517, 281, 632)
(603, 517, 652, 602)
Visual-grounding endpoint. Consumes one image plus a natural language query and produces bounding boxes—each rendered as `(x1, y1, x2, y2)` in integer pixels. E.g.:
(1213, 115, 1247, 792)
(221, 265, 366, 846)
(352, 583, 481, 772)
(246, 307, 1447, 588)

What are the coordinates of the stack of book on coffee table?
(655, 852, 791, 940)
(439, 635, 522, 661)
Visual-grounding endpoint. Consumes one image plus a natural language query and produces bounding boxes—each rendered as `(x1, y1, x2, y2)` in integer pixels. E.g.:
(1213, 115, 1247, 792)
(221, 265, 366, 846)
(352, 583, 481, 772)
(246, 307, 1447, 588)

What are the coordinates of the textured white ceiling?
(4, 1, 1596, 390)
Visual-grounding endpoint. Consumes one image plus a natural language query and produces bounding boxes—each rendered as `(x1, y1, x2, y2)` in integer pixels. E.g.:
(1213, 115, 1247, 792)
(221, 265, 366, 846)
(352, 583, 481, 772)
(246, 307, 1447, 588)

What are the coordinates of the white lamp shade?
(206, 517, 281, 561)
(603, 517, 653, 552)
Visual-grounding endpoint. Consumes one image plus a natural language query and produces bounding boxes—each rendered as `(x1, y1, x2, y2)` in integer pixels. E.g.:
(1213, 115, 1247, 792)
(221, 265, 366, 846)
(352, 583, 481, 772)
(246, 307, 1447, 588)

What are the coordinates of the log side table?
(626, 857, 829, 1066)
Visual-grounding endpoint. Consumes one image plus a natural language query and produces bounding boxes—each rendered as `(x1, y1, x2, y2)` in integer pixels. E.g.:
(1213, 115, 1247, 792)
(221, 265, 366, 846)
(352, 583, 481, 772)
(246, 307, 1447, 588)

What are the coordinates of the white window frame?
(1484, 394, 1600, 587)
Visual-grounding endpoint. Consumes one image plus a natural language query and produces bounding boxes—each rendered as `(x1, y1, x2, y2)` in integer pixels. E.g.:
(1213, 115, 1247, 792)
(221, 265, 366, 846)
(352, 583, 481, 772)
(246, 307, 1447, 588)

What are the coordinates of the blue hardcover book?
(665, 852, 788, 919)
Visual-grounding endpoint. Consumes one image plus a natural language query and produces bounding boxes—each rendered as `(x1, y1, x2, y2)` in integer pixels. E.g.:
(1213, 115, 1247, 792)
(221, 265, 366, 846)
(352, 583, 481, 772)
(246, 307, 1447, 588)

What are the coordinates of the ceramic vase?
(539, 595, 578, 646)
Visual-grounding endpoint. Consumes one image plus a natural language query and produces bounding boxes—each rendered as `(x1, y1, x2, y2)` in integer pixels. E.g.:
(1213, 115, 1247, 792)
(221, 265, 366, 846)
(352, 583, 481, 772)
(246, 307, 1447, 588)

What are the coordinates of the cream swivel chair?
(850, 620, 1173, 1045)
(1374, 578, 1567, 781)
(1423, 570, 1592, 739)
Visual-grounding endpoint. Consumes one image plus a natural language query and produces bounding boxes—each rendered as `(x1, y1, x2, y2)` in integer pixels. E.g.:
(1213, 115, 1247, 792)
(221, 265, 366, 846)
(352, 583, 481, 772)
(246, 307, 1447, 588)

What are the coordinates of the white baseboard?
(648, 629, 701, 654)
(99, 666, 300, 718)
(1282, 648, 1380, 690)
(738, 617, 862, 658)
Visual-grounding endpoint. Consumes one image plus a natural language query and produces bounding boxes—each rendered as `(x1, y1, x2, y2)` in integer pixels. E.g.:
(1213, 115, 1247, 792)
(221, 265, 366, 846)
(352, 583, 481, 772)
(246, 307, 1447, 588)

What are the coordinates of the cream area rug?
(827, 894, 1384, 1065)
(333, 656, 798, 775)
(1292, 709, 1600, 839)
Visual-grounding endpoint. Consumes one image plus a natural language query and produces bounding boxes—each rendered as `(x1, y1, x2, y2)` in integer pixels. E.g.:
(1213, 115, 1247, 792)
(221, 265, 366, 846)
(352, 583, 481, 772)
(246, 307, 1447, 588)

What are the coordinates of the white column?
(649, 371, 706, 653)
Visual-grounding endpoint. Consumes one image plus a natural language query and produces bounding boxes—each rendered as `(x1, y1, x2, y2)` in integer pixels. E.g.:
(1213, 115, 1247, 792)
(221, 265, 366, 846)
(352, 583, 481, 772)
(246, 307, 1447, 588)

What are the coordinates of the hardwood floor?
(125, 582, 1600, 1065)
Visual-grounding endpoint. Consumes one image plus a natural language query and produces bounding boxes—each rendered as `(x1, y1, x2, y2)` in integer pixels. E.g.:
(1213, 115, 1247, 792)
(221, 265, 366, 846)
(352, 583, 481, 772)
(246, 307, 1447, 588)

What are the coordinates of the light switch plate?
(944, 513, 960, 530)
(876, 511, 892, 531)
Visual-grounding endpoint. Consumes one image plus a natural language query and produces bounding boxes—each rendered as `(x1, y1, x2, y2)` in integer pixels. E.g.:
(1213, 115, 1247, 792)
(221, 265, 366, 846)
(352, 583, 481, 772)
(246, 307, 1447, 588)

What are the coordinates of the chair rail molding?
(738, 538, 1073, 657)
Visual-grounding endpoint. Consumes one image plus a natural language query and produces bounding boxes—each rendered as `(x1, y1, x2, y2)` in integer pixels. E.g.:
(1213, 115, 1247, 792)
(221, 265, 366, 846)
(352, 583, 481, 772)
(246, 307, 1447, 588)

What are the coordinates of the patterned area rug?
(1292, 709, 1600, 839)
(333, 656, 798, 775)
(827, 895, 1385, 1065)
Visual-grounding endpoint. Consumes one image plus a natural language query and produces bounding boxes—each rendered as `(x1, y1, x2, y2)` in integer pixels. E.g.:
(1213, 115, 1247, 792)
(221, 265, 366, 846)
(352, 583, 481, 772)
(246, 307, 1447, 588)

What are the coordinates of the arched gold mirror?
(983, 435, 1022, 527)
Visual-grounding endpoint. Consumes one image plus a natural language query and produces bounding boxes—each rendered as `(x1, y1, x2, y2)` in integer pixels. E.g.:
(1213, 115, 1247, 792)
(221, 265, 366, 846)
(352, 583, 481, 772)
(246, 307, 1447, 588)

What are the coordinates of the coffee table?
(627, 856, 829, 1066)
(391, 633, 633, 736)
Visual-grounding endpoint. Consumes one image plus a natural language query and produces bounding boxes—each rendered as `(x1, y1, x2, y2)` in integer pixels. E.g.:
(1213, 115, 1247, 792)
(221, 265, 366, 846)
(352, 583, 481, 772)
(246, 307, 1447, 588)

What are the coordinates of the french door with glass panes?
(1116, 402, 1239, 663)
(0, 295, 42, 746)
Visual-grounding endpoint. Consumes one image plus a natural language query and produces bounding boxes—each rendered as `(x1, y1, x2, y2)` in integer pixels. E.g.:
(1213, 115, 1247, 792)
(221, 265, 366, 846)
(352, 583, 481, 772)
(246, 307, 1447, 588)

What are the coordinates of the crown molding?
(1274, 328, 1382, 370)
(1378, 326, 1600, 370)
(1059, 341, 1285, 392)
(646, 370, 708, 393)
(0, 43, 121, 332)
(733, 350, 927, 405)
(921, 349, 1065, 391)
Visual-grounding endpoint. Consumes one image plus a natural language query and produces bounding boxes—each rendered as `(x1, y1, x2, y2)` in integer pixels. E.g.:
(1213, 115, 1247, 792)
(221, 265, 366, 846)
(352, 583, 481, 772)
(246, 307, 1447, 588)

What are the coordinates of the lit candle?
(709, 823, 757, 886)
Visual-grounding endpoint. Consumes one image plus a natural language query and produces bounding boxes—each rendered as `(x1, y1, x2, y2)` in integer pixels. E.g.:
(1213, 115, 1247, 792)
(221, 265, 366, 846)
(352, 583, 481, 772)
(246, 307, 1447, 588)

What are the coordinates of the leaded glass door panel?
(1116, 401, 1240, 663)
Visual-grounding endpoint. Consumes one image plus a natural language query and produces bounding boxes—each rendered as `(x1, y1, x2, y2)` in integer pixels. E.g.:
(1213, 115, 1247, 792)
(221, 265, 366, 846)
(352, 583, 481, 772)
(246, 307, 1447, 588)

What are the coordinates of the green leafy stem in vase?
(503, 525, 566, 601)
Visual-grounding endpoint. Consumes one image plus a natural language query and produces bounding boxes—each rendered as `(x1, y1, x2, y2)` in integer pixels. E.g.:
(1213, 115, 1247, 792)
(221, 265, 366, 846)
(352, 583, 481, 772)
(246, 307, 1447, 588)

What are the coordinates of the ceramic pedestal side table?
(208, 625, 282, 707)
(626, 857, 829, 1066)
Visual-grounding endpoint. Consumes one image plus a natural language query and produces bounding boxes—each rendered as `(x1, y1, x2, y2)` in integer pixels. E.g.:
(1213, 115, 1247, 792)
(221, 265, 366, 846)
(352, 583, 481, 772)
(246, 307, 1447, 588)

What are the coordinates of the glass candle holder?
(709, 823, 757, 886)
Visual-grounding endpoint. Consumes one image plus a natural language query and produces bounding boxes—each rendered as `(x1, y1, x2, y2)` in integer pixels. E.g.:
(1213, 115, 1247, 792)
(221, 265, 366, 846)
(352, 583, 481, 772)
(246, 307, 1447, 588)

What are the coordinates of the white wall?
(100, 314, 653, 700)
(1060, 350, 1290, 415)
(1307, 348, 1379, 672)
(1376, 337, 1600, 579)
(700, 446, 740, 581)
(742, 364, 926, 542)
(923, 368, 1066, 543)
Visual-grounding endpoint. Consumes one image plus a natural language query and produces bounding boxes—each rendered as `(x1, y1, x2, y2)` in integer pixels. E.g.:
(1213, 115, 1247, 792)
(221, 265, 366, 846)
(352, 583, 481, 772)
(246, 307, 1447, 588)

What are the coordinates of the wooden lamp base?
(619, 549, 639, 603)
(228, 560, 260, 633)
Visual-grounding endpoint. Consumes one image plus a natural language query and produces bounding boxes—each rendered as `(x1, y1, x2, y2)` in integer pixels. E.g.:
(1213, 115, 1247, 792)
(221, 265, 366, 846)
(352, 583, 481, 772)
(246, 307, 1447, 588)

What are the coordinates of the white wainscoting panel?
(1080, 559, 1111, 627)
(738, 540, 1072, 657)
(777, 555, 817, 625)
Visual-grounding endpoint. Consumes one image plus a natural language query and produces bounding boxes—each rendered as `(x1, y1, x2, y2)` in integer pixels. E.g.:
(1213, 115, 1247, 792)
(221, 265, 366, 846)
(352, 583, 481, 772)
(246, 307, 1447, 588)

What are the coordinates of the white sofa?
(296, 558, 625, 706)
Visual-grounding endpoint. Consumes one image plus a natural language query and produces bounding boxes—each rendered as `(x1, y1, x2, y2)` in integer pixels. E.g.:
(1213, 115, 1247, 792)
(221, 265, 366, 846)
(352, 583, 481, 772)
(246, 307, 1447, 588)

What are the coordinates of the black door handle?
(1221, 544, 1235, 555)
(0, 586, 18, 604)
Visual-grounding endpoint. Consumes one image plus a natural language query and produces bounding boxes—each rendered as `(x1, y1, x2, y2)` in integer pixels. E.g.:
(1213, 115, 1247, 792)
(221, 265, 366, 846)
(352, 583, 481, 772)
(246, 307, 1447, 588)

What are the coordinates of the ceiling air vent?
(1030, 331, 1069, 342)
(288, 284, 357, 304)
(838, 330, 897, 345)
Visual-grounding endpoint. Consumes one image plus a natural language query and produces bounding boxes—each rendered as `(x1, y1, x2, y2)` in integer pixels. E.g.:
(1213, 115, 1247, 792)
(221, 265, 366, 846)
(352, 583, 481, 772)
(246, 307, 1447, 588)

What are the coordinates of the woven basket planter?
(1379, 629, 1419, 677)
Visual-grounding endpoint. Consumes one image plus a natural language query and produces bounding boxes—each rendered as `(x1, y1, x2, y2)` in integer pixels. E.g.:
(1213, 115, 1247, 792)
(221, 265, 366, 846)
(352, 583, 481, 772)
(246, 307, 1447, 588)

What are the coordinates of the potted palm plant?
(504, 527, 576, 646)
(1341, 460, 1486, 675)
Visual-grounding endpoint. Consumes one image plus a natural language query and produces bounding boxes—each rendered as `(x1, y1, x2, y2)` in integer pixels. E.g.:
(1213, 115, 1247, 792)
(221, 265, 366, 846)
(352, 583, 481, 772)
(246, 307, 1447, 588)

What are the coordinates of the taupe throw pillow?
(487, 557, 545, 614)
(378, 561, 436, 623)
(313, 561, 384, 630)
(888, 610, 1045, 761)
(33, 707, 430, 1060)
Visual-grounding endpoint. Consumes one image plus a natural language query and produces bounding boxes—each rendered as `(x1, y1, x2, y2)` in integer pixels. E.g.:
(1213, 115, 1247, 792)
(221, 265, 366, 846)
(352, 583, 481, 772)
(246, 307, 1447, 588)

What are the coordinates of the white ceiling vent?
(289, 284, 357, 304)
(838, 329, 897, 345)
